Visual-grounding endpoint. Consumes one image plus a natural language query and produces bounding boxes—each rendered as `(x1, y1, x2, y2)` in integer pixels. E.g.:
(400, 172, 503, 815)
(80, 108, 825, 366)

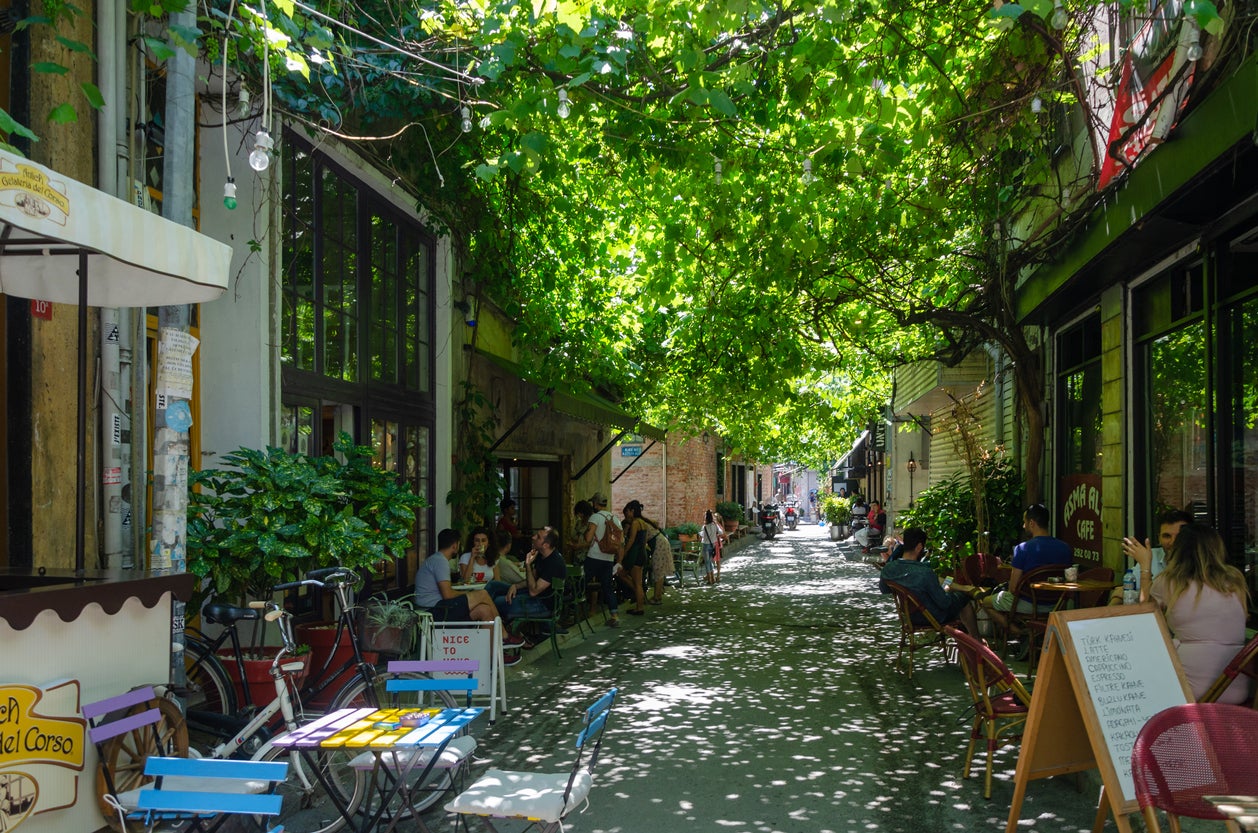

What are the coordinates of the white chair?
(445, 688, 617, 833)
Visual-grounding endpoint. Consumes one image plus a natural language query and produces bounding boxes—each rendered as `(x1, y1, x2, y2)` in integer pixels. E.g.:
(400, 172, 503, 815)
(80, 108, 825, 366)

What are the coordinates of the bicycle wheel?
(330, 671, 461, 816)
(95, 695, 188, 831)
(184, 636, 236, 716)
(258, 741, 360, 833)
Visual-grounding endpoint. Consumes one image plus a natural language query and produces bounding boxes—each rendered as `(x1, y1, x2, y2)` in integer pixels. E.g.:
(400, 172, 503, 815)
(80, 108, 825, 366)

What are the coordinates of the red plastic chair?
(946, 626, 1032, 799)
(1131, 702, 1258, 832)
(1199, 632, 1258, 707)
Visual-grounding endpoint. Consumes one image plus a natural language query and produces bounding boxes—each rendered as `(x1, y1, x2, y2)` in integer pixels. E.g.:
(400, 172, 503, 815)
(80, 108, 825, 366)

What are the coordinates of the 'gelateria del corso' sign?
(0, 682, 87, 831)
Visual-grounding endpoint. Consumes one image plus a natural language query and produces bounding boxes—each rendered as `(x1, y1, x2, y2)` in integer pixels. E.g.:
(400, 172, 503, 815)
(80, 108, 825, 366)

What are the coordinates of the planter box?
(216, 649, 309, 711)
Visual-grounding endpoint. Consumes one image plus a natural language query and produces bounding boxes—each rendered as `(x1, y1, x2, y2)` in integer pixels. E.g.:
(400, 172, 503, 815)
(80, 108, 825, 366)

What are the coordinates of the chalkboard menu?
(1005, 603, 1192, 833)
(1066, 611, 1188, 801)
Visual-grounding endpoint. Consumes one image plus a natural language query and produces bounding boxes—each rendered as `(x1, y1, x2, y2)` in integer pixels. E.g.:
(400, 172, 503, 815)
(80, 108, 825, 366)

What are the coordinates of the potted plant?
(822, 493, 852, 541)
(361, 595, 420, 656)
(715, 501, 743, 534)
(187, 433, 425, 652)
(675, 522, 701, 542)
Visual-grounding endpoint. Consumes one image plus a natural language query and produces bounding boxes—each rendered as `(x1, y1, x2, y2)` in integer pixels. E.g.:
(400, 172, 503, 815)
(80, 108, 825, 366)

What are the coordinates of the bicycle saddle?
(202, 603, 262, 625)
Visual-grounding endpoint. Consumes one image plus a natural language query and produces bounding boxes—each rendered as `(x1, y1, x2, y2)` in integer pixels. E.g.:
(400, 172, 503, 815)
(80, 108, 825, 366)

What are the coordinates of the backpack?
(597, 511, 624, 555)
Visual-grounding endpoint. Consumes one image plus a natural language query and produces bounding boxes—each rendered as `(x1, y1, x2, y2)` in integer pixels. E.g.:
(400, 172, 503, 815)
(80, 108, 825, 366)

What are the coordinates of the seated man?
(983, 503, 1073, 630)
(879, 527, 980, 635)
(494, 526, 567, 641)
(415, 527, 503, 624)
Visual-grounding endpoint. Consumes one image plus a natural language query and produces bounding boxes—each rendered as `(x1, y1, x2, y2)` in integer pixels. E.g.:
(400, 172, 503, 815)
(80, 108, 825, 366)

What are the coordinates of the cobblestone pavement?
(447, 523, 1109, 833)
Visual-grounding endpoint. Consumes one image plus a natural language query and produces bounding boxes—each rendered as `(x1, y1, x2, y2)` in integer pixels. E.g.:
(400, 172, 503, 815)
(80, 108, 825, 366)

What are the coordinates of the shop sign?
(0, 682, 86, 829)
(620, 446, 642, 457)
(1059, 474, 1103, 564)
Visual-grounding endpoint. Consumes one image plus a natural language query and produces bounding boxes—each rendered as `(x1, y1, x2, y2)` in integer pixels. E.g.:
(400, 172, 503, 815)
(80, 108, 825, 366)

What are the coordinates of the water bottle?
(1122, 568, 1137, 605)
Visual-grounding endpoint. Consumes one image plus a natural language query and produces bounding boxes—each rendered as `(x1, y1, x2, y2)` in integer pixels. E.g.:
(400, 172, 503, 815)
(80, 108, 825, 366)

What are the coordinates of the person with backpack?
(576, 493, 622, 628)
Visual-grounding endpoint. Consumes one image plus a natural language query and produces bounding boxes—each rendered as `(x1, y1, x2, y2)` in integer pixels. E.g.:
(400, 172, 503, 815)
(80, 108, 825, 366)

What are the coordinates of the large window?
(1057, 313, 1103, 478)
(279, 135, 437, 586)
(1133, 262, 1208, 531)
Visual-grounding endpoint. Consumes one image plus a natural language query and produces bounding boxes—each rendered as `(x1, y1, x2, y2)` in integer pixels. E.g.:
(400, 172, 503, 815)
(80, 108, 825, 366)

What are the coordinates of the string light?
(236, 87, 250, 117)
(461, 106, 473, 133)
(249, 129, 273, 172)
(222, 177, 237, 210)
(802, 158, 815, 185)
(1031, 96, 1043, 114)
(714, 158, 722, 185)
(1050, 0, 1068, 30)
(557, 89, 571, 119)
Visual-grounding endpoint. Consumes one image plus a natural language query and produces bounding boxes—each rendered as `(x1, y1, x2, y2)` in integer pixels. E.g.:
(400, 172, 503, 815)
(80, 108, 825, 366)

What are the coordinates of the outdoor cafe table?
(1204, 796, 1258, 831)
(270, 705, 484, 833)
(1028, 578, 1118, 611)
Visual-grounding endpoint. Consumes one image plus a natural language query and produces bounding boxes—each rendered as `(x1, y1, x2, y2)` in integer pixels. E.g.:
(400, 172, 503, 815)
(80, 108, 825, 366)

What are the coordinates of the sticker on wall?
(165, 399, 193, 433)
(0, 771, 38, 831)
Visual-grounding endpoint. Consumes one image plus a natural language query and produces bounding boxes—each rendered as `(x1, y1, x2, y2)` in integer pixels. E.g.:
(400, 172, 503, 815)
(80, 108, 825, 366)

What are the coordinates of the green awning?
(1017, 51, 1258, 322)
(473, 348, 666, 441)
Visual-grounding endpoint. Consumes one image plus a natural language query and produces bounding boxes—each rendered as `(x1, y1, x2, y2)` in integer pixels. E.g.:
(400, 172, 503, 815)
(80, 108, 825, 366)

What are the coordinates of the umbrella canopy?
(0, 148, 230, 303)
(0, 148, 232, 575)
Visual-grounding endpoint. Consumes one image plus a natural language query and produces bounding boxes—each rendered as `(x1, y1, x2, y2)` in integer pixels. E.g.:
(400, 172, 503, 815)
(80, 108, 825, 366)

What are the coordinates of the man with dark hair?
(984, 503, 1073, 624)
(495, 526, 567, 645)
(880, 527, 980, 635)
(414, 528, 500, 623)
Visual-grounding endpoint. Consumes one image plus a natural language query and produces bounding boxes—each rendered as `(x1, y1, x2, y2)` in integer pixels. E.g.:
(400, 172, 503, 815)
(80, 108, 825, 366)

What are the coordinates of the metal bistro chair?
(564, 563, 594, 638)
(1000, 563, 1067, 674)
(679, 540, 704, 585)
(508, 575, 567, 659)
(446, 688, 618, 833)
(883, 580, 957, 678)
(946, 626, 1032, 800)
(1200, 632, 1258, 708)
(1131, 702, 1258, 833)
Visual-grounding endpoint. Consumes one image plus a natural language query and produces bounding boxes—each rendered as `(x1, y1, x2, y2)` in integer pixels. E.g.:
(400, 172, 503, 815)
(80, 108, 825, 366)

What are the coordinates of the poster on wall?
(1059, 473, 1103, 564)
(0, 681, 87, 830)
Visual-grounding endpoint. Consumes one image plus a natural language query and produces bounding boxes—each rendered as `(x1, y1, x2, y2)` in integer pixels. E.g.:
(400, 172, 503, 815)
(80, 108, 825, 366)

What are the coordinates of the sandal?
(647, 599, 663, 605)
(628, 609, 645, 616)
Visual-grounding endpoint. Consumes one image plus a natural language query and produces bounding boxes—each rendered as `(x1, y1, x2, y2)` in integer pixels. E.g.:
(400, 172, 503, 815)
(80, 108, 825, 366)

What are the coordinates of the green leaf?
(54, 35, 96, 59)
(143, 36, 176, 62)
(0, 109, 39, 142)
(33, 62, 69, 75)
(80, 82, 105, 110)
(48, 103, 78, 125)
(708, 89, 737, 117)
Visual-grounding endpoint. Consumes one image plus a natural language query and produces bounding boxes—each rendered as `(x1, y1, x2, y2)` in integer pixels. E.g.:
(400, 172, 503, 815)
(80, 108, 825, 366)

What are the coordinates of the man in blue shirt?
(880, 527, 980, 635)
(984, 503, 1073, 626)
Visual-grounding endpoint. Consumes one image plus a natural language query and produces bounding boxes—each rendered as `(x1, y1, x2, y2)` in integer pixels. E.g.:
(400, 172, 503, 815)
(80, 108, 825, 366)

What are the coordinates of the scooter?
(783, 503, 799, 531)
(759, 504, 780, 540)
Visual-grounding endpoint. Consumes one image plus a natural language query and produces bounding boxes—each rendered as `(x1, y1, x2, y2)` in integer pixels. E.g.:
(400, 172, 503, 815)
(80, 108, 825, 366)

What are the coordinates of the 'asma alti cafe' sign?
(0, 682, 86, 831)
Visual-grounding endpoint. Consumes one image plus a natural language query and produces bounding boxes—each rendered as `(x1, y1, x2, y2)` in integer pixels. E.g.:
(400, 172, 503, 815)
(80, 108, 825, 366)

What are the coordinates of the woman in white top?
(701, 509, 725, 586)
(577, 493, 621, 628)
(458, 526, 497, 584)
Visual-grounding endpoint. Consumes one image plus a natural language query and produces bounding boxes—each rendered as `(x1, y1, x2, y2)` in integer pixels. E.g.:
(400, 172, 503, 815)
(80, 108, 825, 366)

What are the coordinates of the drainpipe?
(660, 439, 668, 527)
(97, 0, 128, 568)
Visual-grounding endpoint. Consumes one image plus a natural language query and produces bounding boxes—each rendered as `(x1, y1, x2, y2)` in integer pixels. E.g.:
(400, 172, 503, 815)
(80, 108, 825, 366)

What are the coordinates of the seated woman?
(485, 529, 523, 601)
(1123, 523, 1249, 702)
(458, 526, 497, 584)
(415, 528, 500, 623)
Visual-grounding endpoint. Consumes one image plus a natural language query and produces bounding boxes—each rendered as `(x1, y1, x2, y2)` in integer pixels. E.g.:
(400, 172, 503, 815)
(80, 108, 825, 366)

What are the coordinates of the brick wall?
(611, 436, 719, 528)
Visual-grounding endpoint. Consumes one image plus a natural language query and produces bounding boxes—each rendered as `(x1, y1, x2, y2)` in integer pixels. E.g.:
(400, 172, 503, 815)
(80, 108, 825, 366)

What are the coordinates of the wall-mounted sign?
(620, 447, 642, 457)
(0, 681, 86, 830)
(1058, 473, 1102, 564)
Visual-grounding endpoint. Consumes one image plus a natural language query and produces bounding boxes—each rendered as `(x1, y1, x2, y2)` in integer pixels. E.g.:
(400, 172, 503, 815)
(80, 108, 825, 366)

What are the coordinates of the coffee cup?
(1064, 566, 1079, 582)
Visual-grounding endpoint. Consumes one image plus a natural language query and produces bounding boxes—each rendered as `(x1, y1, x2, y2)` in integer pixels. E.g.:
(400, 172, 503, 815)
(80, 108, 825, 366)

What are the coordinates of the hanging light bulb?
(1185, 20, 1203, 62)
(557, 89, 571, 119)
(1031, 96, 1043, 114)
(460, 106, 473, 133)
(801, 158, 815, 185)
(714, 158, 723, 185)
(248, 128, 273, 172)
(236, 87, 251, 117)
(222, 177, 237, 210)
(1050, 0, 1068, 30)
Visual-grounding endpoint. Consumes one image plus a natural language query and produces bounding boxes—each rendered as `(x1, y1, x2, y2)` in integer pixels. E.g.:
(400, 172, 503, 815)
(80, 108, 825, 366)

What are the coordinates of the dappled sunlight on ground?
(459, 526, 1101, 833)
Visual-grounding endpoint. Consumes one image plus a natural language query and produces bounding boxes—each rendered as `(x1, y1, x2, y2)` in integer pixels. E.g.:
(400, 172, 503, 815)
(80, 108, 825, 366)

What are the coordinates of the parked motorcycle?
(759, 504, 780, 540)
(783, 503, 799, 531)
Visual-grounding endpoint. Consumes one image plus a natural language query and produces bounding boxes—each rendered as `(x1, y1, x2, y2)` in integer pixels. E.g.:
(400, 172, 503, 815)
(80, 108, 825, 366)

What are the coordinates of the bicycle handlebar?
(272, 567, 361, 594)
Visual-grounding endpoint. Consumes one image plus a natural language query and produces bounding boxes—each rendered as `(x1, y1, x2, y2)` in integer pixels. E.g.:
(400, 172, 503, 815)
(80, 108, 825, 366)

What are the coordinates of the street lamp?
(906, 451, 918, 507)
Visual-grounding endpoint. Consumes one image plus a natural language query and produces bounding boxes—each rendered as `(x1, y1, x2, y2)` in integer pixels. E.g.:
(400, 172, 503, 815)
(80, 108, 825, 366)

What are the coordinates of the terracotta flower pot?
(216, 649, 309, 710)
(294, 623, 378, 709)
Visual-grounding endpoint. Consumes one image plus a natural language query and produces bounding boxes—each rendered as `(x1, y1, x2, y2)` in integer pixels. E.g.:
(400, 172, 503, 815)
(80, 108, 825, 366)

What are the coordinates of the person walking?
(576, 494, 622, 627)
(701, 509, 724, 586)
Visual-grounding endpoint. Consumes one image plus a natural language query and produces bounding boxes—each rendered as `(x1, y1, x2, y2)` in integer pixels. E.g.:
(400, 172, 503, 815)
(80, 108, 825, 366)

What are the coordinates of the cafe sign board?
(0, 682, 86, 830)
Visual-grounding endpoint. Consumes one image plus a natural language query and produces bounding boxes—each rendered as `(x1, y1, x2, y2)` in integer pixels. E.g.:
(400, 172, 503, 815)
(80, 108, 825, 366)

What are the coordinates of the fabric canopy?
(0, 148, 231, 306)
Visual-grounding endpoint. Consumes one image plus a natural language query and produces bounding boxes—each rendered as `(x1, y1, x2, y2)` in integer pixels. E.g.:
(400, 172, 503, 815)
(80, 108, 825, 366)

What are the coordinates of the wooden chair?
(883, 580, 957, 678)
(446, 688, 617, 833)
(946, 626, 1032, 799)
(1131, 702, 1258, 832)
(1001, 563, 1068, 672)
(1200, 632, 1258, 707)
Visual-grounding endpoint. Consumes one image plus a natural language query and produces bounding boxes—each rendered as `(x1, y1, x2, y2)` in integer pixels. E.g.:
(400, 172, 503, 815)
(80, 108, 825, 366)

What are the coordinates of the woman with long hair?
(1124, 522, 1250, 701)
(621, 500, 674, 607)
(701, 509, 724, 586)
(459, 526, 497, 584)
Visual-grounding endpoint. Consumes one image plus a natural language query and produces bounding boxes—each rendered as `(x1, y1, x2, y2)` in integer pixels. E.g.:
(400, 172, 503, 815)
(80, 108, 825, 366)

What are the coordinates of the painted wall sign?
(28, 300, 51, 321)
(1058, 473, 1103, 564)
(0, 681, 86, 829)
